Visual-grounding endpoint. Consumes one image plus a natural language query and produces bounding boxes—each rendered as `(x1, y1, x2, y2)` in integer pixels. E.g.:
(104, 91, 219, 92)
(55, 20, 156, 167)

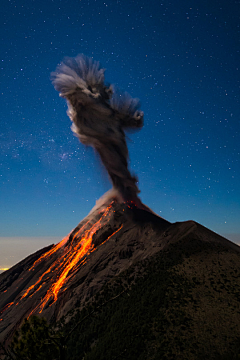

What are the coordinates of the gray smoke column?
(51, 54, 144, 204)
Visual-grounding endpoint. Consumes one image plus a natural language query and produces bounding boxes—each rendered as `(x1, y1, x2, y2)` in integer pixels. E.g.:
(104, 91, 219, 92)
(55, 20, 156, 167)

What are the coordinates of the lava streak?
(29, 234, 70, 272)
(10, 202, 122, 317)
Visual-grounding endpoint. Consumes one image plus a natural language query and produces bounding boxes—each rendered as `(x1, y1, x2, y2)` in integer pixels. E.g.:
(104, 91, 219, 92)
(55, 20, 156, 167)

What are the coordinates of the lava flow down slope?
(0, 200, 170, 342)
(0, 199, 240, 351)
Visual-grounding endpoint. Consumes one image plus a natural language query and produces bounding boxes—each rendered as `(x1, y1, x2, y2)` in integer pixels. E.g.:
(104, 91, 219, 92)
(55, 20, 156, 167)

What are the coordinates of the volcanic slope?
(0, 201, 240, 359)
(0, 201, 169, 341)
(63, 222, 240, 360)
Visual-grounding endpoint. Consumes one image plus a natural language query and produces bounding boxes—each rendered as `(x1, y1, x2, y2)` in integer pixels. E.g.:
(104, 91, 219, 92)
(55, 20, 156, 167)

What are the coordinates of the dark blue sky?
(1, 0, 240, 242)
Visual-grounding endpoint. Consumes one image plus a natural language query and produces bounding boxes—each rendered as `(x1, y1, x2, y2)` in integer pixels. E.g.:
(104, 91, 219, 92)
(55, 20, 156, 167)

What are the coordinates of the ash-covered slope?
(0, 200, 239, 349)
(65, 222, 240, 360)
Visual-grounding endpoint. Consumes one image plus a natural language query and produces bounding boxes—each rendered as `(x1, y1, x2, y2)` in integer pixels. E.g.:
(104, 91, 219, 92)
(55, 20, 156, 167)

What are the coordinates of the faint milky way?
(0, 0, 239, 248)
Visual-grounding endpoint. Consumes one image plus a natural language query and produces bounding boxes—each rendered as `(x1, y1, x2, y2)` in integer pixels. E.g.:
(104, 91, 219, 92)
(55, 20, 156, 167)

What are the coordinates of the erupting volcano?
(0, 55, 165, 340)
(1, 56, 240, 357)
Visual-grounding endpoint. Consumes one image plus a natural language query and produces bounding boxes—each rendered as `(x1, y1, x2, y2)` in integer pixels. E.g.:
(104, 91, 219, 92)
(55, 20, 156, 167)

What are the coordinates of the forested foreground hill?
(4, 226, 240, 360)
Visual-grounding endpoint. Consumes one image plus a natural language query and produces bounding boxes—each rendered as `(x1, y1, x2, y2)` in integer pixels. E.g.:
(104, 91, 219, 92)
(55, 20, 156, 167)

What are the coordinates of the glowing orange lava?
(28, 234, 71, 272)
(0, 302, 14, 316)
(1, 202, 123, 319)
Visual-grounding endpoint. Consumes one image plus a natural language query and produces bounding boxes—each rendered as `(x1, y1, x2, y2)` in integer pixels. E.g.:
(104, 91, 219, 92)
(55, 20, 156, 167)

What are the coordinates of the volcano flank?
(1, 200, 240, 359)
(0, 201, 170, 339)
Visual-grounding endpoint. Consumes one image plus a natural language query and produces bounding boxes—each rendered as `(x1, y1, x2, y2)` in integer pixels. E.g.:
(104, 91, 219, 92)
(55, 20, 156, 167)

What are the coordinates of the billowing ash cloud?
(51, 54, 144, 204)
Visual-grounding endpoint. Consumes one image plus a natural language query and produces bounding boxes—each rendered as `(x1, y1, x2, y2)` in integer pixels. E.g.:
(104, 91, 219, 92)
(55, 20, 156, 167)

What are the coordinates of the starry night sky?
(1, 0, 240, 266)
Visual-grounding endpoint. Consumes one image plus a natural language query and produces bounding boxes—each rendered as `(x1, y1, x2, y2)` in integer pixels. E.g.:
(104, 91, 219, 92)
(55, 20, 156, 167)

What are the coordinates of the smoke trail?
(51, 55, 144, 204)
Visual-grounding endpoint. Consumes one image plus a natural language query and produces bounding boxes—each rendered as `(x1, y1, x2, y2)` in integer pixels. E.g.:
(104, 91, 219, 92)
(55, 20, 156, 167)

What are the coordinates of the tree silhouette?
(0, 289, 126, 360)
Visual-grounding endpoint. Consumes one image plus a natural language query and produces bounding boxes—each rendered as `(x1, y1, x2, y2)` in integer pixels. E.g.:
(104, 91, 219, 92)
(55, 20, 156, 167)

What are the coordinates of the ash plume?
(51, 54, 144, 204)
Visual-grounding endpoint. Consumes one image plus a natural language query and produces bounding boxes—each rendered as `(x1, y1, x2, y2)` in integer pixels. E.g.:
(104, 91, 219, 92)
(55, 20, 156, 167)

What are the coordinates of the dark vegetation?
(1, 237, 240, 360)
